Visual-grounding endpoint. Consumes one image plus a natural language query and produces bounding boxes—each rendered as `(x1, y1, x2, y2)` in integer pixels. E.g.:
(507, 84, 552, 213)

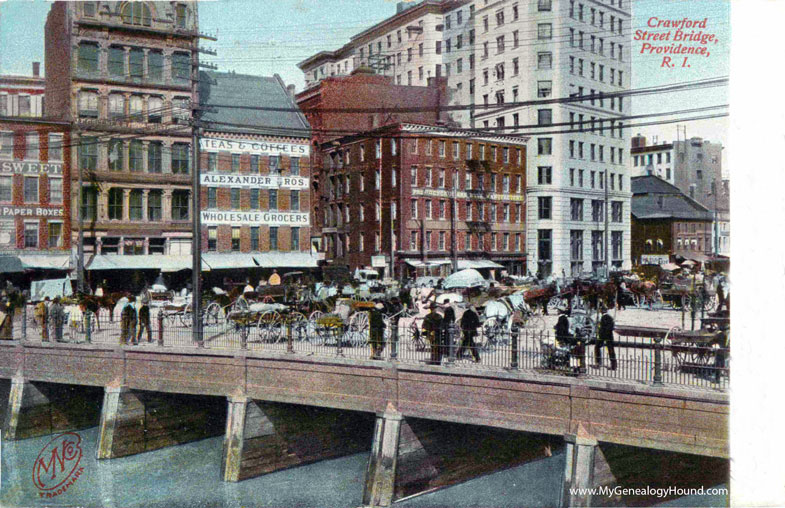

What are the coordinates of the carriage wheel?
(346, 311, 370, 347)
(202, 302, 223, 327)
(307, 310, 326, 345)
(257, 311, 283, 343)
(233, 297, 250, 314)
(287, 312, 308, 342)
(406, 319, 426, 352)
(480, 317, 502, 352)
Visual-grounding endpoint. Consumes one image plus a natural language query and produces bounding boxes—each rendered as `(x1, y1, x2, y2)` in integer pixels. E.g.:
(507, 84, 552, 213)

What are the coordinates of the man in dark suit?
(594, 306, 618, 370)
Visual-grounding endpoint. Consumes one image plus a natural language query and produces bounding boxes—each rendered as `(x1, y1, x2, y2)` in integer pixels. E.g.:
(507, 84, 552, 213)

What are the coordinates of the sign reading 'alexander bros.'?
(199, 138, 310, 157)
(0, 161, 63, 175)
(0, 206, 64, 217)
(200, 173, 308, 190)
(201, 210, 310, 226)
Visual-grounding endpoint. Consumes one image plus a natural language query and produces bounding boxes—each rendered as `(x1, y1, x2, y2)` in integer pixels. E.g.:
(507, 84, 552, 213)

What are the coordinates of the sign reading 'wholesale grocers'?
(199, 138, 310, 157)
(201, 210, 310, 226)
(200, 173, 308, 189)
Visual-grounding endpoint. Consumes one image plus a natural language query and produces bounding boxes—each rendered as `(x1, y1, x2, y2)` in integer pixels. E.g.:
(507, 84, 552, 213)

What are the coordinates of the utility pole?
(604, 170, 609, 276)
(450, 185, 457, 273)
(75, 128, 85, 294)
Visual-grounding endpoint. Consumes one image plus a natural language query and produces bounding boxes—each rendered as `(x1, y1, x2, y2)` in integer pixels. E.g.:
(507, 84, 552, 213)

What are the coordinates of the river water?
(0, 425, 727, 508)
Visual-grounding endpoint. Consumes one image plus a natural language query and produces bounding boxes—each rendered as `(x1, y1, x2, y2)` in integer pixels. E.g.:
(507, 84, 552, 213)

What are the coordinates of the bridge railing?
(10, 307, 728, 391)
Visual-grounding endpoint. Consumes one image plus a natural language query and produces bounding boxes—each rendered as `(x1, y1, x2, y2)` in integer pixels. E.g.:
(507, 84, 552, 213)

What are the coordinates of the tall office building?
(45, 1, 199, 259)
(299, 0, 632, 276)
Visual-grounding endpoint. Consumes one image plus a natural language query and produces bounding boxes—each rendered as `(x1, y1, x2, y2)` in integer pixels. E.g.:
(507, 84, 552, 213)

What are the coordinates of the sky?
(0, 0, 730, 169)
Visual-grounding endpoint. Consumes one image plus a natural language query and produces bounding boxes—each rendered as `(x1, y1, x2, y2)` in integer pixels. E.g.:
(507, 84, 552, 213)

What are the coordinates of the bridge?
(0, 318, 728, 507)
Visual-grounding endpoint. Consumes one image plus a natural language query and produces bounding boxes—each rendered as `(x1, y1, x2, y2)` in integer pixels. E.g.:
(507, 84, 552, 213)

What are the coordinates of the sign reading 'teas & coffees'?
(199, 138, 309, 157)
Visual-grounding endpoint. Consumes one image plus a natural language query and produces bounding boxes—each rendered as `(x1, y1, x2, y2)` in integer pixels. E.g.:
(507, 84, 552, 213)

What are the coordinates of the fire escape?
(464, 159, 493, 253)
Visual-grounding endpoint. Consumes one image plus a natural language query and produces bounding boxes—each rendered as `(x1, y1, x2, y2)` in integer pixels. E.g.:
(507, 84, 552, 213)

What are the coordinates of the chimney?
(286, 84, 296, 99)
(631, 133, 647, 149)
(32, 62, 40, 77)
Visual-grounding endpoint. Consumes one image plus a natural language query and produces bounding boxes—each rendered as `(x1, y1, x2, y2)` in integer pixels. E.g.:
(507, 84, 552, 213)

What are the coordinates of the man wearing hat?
(594, 305, 617, 370)
(369, 302, 386, 359)
(422, 303, 444, 365)
(458, 304, 481, 362)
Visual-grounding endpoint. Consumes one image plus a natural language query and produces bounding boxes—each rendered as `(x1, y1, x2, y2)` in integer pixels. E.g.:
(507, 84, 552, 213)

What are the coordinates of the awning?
(202, 253, 258, 270)
(30, 278, 73, 301)
(443, 268, 486, 289)
(0, 254, 70, 273)
(457, 259, 505, 270)
(254, 252, 318, 268)
(86, 254, 193, 272)
(673, 251, 711, 263)
(404, 259, 451, 268)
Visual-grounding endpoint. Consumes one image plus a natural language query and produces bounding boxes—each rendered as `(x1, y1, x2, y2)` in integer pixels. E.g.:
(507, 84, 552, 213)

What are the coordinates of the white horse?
(482, 293, 542, 338)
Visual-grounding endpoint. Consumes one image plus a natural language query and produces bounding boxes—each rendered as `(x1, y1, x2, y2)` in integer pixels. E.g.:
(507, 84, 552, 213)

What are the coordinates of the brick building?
(295, 69, 451, 250)
(0, 118, 72, 256)
(197, 71, 316, 268)
(631, 175, 713, 267)
(44, 1, 199, 258)
(0, 63, 46, 118)
(319, 123, 527, 277)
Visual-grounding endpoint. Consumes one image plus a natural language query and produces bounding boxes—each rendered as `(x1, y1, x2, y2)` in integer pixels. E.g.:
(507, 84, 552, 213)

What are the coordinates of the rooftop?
(199, 71, 310, 139)
(631, 176, 713, 221)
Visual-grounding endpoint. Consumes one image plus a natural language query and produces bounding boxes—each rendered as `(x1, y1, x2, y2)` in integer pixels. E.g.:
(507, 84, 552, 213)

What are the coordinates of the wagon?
(668, 329, 725, 372)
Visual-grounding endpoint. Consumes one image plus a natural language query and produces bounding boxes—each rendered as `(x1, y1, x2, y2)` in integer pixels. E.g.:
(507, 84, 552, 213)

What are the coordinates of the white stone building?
(299, 0, 633, 276)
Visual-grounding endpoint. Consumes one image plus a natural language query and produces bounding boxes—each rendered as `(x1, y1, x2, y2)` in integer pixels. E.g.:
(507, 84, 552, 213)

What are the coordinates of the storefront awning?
(456, 259, 505, 270)
(404, 259, 451, 268)
(86, 255, 194, 272)
(0, 254, 70, 273)
(201, 253, 258, 270)
(672, 251, 711, 263)
(254, 252, 318, 268)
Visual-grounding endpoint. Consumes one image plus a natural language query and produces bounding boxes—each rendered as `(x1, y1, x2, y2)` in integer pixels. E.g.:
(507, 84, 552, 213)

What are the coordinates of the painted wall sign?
(200, 173, 308, 189)
(0, 206, 63, 217)
(411, 187, 525, 202)
(0, 161, 63, 175)
(200, 210, 310, 226)
(199, 138, 310, 157)
(640, 254, 670, 265)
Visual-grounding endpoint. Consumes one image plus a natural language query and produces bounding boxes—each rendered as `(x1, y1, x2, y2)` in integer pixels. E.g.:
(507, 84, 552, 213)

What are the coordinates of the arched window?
(645, 239, 653, 253)
(121, 2, 151, 26)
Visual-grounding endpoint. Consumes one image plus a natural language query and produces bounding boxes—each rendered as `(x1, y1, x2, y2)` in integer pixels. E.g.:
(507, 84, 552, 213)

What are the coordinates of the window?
(269, 227, 281, 250)
(175, 3, 188, 28)
(250, 188, 260, 209)
(108, 188, 124, 220)
(149, 51, 164, 82)
(538, 138, 552, 155)
(538, 109, 552, 126)
(537, 80, 552, 98)
(539, 0, 552, 11)
(173, 52, 190, 84)
(0, 132, 12, 160)
(231, 227, 241, 251)
(129, 140, 143, 171)
(121, 1, 152, 26)
(172, 190, 189, 220)
(538, 230, 552, 275)
(24, 222, 38, 248)
(537, 166, 552, 184)
(81, 187, 97, 221)
(439, 200, 446, 219)
(496, 35, 505, 54)
(148, 141, 162, 173)
(129, 48, 144, 81)
(291, 227, 300, 251)
(571, 198, 583, 221)
(538, 52, 552, 70)
(249, 227, 260, 251)
(48, 222, 63, 248)
(148, 96, 163, 123)
(148, 190, 162, 220)
(0, 176, 11, 202)
(268, 189, 278, 209)
(570, 230, 583, 275)
(538, 197, 552, 219)
(24, 176, 38, 203)
(612, 231, 622, 260)
(538, 23, 552, 40)
(108, 94, 124, 120)
(171, 143, 189, 174)
(612, 201, 623, 222)
(77, 42, 99, 75)
(592, 200, 604, 222)
(439, 168, 445, 188)
(129, 190, 143, 220)
(49, 178, 63, 204)
(208, 227, 217, 251)
(592, 231, 604, 263)
(108, 46, 125, 78)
